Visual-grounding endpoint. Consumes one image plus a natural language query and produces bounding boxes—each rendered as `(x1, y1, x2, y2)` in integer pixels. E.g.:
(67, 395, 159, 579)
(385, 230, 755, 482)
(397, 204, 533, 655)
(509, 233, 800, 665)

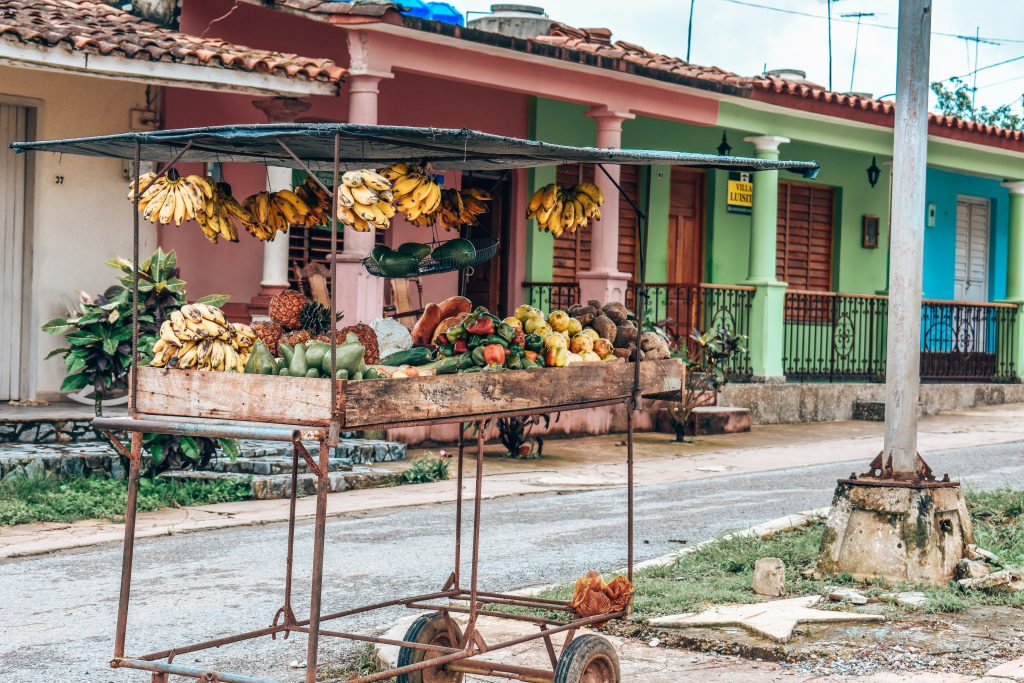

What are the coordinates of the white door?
(1, 104, 29, 400)
(954, 196, 990, 303)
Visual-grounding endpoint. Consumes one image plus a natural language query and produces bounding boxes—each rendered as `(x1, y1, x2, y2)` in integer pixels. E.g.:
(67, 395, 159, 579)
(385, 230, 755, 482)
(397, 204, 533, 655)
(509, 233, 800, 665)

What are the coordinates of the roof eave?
(0, 39, 340, 97)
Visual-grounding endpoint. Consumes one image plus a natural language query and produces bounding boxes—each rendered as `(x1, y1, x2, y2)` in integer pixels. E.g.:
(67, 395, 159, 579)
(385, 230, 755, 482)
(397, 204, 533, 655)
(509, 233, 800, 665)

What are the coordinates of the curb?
(373, 507, 830, 670)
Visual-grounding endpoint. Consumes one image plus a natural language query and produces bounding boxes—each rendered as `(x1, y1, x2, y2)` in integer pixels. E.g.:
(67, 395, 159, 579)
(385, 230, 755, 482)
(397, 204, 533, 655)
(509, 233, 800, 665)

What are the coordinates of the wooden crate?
(134, 359, 683, 428)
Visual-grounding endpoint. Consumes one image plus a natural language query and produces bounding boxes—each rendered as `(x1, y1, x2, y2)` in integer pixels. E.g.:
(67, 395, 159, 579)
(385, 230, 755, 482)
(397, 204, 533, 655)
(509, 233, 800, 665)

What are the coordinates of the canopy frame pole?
(276, 140, 332, 196)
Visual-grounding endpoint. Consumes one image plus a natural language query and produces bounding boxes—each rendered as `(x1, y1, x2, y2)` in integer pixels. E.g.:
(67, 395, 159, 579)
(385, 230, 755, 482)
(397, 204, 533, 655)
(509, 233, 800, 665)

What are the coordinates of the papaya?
(396, 242, 431, 261)
(368, 244, 391, 264)
(244, 340, 277, 375)
(431, 239, 477, 267)
(279, 342, 294, 366)
(379, 252, 419, 277)
(321, 341, 365, 376)
(305, 341, 331, 368)
(289, 343, 309, 377)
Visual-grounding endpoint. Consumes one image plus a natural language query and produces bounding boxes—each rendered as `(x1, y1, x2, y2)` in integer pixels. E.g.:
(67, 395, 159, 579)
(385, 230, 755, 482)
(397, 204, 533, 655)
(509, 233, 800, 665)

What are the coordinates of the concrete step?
(1, 438, 405, 483)
(160, 468, 402, 500)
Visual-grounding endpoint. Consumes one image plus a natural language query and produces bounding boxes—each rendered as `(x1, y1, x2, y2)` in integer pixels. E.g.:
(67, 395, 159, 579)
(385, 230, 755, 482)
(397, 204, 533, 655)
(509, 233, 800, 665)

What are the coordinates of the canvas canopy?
(12, 123, 819, 176)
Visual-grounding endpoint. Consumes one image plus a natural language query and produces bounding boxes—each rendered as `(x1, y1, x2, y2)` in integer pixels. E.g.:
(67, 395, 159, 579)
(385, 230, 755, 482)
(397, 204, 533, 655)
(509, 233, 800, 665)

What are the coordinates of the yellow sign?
(727, 171, 752, 215)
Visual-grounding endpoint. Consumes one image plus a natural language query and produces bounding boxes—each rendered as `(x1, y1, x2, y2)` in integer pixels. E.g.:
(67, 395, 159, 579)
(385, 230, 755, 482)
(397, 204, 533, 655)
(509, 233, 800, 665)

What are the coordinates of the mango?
(524, 315, 547, 335)
(567, 318, 583, 336)
(564, 352, 584, 365)
(592, 338, 613, 357)
(545, 346, 568, 367)
(581, 327, 600, 341)
(580, 350, 602, 363)
(502, 316, 523, 331)
(544, 334, 568, 350)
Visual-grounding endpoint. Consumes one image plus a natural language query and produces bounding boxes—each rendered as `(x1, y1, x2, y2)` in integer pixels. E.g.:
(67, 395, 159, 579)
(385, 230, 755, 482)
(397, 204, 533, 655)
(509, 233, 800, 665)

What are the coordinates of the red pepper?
(466, 317, 495, 336)
(524, 350, 538, 362)
(454, 338, 469, 353)
(483, 343, 507, 366)
(512, 330, 526, 347)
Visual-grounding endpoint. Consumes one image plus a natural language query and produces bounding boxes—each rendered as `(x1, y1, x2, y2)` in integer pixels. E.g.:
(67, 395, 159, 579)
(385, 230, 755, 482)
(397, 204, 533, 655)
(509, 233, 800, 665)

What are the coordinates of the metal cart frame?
(14, 124, 817, 683)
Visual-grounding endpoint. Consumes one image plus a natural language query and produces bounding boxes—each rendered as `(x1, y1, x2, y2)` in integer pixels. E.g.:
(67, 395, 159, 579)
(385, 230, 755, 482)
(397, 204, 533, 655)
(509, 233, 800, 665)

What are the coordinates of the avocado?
(395, 242, 431, 261)
(431, 239, 477, 267)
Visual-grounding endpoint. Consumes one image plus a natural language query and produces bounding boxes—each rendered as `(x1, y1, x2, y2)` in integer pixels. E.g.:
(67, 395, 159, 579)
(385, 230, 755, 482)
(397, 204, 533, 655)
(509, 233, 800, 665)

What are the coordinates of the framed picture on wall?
(862, 215, 880, 249)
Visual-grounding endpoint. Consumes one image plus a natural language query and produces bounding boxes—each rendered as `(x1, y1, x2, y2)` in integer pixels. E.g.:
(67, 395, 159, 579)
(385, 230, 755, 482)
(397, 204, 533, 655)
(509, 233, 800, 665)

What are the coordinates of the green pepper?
(508, 344, 524, 357)
(468, 334, 485, 350)
(438, 343, 455, 358)
(445, 323, 467, 344)
(505, 354, 523, 370)
(524, 334, 544, 352)
(462, 366, 482, 373)
(495, 322, 517, 343)
(484, 313, 502, 325)
(521, 357, 540, 370)
(483, 334, 508, 349)
(472, 346, 487, 367)
(458, 353, 477, 371)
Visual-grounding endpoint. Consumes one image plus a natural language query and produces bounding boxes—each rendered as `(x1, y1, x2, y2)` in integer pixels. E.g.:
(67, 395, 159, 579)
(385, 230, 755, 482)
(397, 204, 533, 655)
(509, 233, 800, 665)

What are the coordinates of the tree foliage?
(931, 77, 1022, 131)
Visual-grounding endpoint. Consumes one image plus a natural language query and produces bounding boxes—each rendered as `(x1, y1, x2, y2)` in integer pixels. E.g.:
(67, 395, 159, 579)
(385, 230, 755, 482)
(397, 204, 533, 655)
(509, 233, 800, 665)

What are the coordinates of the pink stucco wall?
(165, 1, 529, 311)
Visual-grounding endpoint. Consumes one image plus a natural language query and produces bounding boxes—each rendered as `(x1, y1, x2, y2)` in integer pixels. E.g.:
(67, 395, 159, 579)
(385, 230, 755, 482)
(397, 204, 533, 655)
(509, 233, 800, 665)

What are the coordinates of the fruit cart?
(13, 124, 818, 683)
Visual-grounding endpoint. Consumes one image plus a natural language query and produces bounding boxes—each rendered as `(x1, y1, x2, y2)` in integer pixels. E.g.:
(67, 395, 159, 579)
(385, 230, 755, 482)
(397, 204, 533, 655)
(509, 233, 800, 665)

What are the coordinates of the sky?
(463, 0, 1024, 114)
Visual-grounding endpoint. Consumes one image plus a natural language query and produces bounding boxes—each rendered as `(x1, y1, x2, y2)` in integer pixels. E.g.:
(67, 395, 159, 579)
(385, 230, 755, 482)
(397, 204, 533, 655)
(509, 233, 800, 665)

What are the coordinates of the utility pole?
(842, 11, 876, 92)
(817, 0, 975, 587)
(686, 0, 696, 62)
(827, 0, 833, 91)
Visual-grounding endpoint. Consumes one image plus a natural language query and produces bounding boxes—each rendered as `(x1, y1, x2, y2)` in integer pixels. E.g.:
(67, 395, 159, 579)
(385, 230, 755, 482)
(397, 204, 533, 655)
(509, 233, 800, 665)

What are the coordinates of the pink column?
(334, 73, 391, 325)
(248, 97, 312, 318)
(578, 105, 635, 305)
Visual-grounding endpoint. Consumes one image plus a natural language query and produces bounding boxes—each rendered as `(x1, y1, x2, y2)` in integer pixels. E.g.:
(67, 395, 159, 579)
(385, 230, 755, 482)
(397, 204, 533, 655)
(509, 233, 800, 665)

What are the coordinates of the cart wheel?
(554, 634, 620, 683)
(397, 612, 464, 683)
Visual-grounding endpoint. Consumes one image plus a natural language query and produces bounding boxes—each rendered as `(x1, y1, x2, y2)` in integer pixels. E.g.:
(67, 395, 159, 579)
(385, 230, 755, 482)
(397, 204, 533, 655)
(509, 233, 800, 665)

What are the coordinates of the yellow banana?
(391, 173, 424, 198)
(159, 320, 182, 346)
(336, 184, 356, 208)
(342, 170, 365, 188)
(350, 184, 379, 206)
(575, 182, 604, 204)
(360, 170, 392, 191)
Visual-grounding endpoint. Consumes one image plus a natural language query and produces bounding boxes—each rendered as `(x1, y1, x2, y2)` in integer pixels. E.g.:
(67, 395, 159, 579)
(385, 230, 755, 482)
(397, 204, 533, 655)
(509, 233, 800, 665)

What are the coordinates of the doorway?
(1, 103, 32, 400)
(460, 171, 512, 313)
(954, 195, 990, 303)
(667, 167, 704, 284)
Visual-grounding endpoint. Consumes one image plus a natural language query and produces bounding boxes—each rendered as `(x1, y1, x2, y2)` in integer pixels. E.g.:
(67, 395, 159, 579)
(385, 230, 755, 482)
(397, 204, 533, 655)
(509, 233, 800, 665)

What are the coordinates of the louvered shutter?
(776, 182, 834, 291)
(954, 197, 989, 302)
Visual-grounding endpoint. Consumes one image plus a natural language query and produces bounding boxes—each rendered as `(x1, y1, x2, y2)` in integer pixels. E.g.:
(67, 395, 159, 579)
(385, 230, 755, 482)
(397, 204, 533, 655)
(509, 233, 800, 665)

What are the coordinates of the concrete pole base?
(817, 482, 975, 585)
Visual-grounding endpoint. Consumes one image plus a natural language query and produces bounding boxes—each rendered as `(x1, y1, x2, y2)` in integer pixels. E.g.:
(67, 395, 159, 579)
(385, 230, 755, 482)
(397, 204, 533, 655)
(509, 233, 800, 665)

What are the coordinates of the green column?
(1001, 182, 1024, 380)
(741, 136, 790, 379)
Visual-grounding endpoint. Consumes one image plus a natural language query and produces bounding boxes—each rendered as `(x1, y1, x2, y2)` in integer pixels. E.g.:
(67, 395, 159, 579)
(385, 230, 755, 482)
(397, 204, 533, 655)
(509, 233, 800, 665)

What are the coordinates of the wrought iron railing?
(783, 290, 1018, 383)
(522, 282, 580, 312)
(628, 282, 755, 381)
(920, 299, 1018, 382)
(783, 291, 888, 382)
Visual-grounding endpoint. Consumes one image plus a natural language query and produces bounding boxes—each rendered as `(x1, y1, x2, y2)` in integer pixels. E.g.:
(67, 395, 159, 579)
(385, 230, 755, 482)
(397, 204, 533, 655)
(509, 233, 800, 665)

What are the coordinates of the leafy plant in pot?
(657, 326, 747, 443)
(43, 248, 237, 475)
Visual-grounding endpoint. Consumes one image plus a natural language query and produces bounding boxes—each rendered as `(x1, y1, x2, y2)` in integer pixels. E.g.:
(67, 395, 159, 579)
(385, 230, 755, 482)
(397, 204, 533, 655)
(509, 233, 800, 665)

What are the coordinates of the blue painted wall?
(922, 167, 1009, 301)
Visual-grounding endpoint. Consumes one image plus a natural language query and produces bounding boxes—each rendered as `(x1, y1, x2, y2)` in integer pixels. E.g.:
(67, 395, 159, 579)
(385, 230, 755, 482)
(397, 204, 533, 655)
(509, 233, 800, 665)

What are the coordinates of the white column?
(249, 97, 310, 318)
(578, 105, 635, 305)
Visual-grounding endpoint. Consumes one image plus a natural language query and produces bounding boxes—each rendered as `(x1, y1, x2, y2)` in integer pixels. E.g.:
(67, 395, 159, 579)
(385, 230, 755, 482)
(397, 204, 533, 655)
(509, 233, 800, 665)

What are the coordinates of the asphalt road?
(2, 442, 1023, 682)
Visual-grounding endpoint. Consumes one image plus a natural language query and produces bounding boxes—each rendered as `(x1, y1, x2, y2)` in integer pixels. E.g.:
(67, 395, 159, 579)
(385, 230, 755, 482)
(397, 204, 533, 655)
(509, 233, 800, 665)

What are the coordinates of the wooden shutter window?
(776, 182, 834, 291)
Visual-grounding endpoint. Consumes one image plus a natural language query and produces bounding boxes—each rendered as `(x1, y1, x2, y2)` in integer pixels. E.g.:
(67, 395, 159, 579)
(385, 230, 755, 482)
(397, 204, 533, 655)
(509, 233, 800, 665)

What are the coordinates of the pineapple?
(298, 301, 339, 338)
(281, 329, 311, 347)
(250, 320, 283, 356)
(269, 290, 308, 330)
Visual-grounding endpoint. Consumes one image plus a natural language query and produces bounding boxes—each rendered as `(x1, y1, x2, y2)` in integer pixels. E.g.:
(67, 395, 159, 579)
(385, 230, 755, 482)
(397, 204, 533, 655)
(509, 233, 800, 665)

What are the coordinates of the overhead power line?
(717, 0, 1024, 44)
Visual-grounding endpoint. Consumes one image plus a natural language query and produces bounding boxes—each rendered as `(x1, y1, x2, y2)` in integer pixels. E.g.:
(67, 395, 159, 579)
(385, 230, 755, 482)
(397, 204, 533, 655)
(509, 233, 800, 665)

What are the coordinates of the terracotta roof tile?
(533, 23, 1024, 147)
(0, 0, 346, 87)
(241, 0, 402, 18)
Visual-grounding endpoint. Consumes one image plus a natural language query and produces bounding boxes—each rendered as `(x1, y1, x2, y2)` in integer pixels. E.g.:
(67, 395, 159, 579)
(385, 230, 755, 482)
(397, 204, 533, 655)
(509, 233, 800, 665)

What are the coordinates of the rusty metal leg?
(453, 428, 466, 589)
(149, 673, 167, 683)
(114, 431, 142, 660)
(626, 403, 635, 583)
(304, 437, 331, 683)
(273, 441, 301, 638)
(461, 423, 486, 649)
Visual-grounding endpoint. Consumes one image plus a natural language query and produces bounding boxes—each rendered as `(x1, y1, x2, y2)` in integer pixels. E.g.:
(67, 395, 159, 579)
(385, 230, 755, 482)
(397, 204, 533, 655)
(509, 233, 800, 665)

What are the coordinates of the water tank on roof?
(401, 0, 432, 20)
(427, 2, 465, 25)
(764, 68, 808, 83)
(468, 4, 554, 39)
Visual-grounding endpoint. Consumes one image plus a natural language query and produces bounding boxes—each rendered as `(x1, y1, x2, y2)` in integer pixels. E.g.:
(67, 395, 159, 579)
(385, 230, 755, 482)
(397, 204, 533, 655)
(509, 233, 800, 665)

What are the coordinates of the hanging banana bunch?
(128, 169, 216, 227)
(379, 162, 443, 224)
(527, 182, 604, 238)
(242, 189, 315, 241)
(195, 181, 254, 245)
(294, 176, 333, 227)
(335, 169, 396, 232)
(150, 303, 257, 372)
(438, 187, 492, 231)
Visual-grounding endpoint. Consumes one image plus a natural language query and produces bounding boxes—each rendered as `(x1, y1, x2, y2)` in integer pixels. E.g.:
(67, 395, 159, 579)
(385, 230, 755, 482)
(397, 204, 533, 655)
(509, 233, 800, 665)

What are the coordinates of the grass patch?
(318, 644, 395, 682)
(399, 455, 450, 485)
(0, 473, 252, 526)
(516, 489, 1024, 622)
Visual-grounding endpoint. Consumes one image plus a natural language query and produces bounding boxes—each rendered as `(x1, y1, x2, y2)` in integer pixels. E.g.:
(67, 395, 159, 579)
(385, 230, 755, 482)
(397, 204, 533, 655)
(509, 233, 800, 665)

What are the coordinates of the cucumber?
(279, 342, 294, 365)
(432, 357, 462, 375)
(279, 368, 290, 376)
(289, 343, 309, 377)
(364, 368, 379, 380)
(305, 368, 321, 378)
(351, 371, 364, 381)
(336, 369, 349, 380)
(276, 357, 287, 372)
(379, 347, 433, 366)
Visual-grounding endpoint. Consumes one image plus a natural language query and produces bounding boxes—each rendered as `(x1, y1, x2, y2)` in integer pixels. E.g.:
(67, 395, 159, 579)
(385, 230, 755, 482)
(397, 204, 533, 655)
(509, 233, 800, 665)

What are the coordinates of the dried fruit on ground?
(339, 323, 380, 364)
(568, 570, 634, 625)
(251, 320, 283, 356)
(269, 290, 309, 330)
